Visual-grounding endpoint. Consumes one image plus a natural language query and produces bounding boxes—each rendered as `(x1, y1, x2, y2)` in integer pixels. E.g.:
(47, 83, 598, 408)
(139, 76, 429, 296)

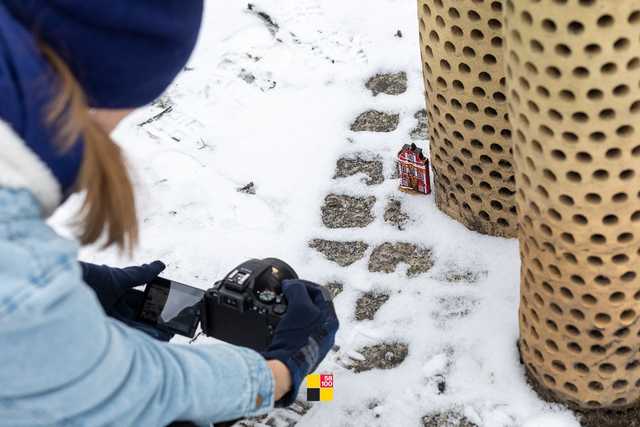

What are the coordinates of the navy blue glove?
(80, 261, 174, 341)
(262, 280, 339, 407)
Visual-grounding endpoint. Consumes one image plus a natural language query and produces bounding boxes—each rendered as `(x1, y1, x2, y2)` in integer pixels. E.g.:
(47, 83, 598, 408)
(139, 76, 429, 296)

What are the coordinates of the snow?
(421, 352, 449, 378)
(49, 1, 581, 426)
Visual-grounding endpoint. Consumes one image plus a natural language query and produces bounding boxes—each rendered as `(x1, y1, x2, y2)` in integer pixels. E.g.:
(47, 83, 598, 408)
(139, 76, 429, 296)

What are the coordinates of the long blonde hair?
(41, 44, 138, 251)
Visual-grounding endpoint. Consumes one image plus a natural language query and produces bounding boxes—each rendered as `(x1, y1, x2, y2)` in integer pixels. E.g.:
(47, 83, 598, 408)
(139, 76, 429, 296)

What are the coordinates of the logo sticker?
(306, 373, 333, 401)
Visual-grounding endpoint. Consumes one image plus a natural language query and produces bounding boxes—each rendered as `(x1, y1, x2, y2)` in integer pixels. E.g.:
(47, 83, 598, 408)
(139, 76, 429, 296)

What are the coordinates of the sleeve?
(92, 321, 276, 426)
(96, 322, 276, 426)
(0, 258, 275, 427)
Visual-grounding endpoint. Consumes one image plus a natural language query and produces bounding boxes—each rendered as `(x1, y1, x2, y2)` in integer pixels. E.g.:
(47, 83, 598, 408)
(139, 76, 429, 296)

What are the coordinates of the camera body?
(201, 258, 296, 351)
(138, 258, 297, 352)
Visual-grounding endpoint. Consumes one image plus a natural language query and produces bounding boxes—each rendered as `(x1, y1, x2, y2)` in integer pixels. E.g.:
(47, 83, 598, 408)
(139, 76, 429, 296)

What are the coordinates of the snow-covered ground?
(51, 1, 583, 426)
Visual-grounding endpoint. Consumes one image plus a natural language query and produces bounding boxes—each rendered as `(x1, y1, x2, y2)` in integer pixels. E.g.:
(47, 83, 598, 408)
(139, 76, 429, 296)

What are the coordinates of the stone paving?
(308, 239, 368, 267)
(320, 194, 376, 228)
(246, 71, 487, 426)
(410, 109, 428, 141)
(324, 281, 344, 299)
(334, 154, 384, 186)
(368, 242, 433, 277)
(354, 291, 390, 321)
(347, 342, 409, 373)
(365, 71, 407, 96)
(422, 413, 479, 427)
(383, 198, 410, 230)
(350, 110, 400, 132)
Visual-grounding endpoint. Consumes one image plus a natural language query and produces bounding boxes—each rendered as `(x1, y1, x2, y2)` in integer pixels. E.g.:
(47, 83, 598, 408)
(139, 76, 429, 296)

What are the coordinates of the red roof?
(398, 143, 428, 165)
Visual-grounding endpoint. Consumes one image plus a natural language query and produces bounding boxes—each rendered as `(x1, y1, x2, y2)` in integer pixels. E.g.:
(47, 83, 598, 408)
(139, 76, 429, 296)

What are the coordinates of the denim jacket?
(0, 188, 275, 426)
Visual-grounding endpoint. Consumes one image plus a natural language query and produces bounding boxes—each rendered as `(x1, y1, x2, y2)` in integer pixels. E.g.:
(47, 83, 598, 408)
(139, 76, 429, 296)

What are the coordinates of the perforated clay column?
(508, 0, 640, 409)
(418, 0, 517, 237)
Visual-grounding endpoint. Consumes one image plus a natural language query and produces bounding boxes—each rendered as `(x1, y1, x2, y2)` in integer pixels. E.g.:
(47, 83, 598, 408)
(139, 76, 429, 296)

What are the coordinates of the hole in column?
(451, 26, 463, 37)
(626, 360, 640, 371)
(573, 66, 589, 78)
(555, 44, 571, 56)
(618, 169, 636, 181)
(613, 380, 629, 390)
(587, 89, 604, 100)
(559, 195, 574, 207)
(545, 339, 559, 352)
(588, 381, 604, 392)
(601, 62, 617, 74)
(586, 193, 601, 204)
(585, 43, 601, 55)
(610, 292, 625, 303)
(568, 342, 582, 353)
(614, 327, 630, 338)
(541, 19, 557, 32)
(595, 313, 611, 326)
(617, 346, 632, 355)
(530, 39, 544, 53)
(568, 20, 584, 34)
(590, 131, 606, 142)
(488, 19, 502, 30)
(566, 324, 580, 336)
(570, 309, 585, 320)
(621, 271, 636, 281)
(459, 63, 471, 73)
(467, 10, 481, 21)
(559, 90, 576, 101)
(587, 259, 604, 271)
(618, 233, 634, 243)
(597, 14, 614, 27)
(593, 169, 609, 180)
(574, 363, 589, 374)
(572, 214, 588, 226)
(621, 309, 636, 323)
(599, 363, 616, 375)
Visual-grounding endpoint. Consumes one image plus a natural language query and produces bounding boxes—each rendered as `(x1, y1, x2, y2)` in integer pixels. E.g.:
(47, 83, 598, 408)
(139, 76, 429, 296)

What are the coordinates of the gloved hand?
(262, 280, 339, 407)
(80, 261, 174, 341)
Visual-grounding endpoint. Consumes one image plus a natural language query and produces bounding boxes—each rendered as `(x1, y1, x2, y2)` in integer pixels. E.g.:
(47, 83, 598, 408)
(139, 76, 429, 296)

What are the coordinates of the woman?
(0, 1, 338, 426)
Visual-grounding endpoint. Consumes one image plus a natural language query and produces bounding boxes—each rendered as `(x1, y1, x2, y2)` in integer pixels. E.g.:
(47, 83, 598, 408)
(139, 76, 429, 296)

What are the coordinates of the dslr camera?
(137, 258, 297, 352)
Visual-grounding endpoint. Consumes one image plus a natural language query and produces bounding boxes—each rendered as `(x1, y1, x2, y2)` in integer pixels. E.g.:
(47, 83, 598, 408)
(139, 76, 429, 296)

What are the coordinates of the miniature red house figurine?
(397, 143, 431, 195)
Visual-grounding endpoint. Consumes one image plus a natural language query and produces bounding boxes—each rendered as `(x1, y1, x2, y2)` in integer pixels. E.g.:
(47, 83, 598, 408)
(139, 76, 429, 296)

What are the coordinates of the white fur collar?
(0, 119, 62, 217)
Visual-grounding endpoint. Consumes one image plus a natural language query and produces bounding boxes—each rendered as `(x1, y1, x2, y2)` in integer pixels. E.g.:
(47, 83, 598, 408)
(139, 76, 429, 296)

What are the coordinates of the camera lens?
(261, 258, 298, 281)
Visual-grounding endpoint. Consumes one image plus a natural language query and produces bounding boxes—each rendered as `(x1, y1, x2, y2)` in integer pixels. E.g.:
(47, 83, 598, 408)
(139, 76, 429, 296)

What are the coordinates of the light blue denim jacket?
(0, 188, 274, 427)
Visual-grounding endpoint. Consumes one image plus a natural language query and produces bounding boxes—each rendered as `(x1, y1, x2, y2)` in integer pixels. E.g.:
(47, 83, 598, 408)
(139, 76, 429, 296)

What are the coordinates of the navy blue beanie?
(0, 2, 202, 215)
(5, 0, 204, 108)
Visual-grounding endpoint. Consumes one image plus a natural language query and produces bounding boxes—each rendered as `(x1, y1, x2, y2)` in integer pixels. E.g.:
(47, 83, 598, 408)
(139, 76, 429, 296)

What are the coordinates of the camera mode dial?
(257, 290, 276, 304)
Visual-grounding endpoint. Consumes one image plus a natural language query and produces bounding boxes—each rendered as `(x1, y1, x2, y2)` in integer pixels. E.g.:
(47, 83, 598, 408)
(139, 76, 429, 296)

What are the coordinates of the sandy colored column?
(418, 0, 517, 237)
(508, 0, 640, 408)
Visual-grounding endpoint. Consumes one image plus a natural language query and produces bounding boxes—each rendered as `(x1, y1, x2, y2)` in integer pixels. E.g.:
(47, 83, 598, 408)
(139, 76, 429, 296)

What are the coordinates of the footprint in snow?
(431, 296, 479, 328)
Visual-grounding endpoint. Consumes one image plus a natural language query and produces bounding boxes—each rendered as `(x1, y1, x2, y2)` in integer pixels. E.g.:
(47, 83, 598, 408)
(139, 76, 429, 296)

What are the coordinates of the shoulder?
(0, 186, 79, 316)
(0, 120, 62, 216)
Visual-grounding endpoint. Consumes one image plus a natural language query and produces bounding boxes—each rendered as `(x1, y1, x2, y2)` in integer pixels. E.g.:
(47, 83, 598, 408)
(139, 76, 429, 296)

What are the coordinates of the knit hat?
(5, 0, 204, 108)
(0, 1, 203, 216)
